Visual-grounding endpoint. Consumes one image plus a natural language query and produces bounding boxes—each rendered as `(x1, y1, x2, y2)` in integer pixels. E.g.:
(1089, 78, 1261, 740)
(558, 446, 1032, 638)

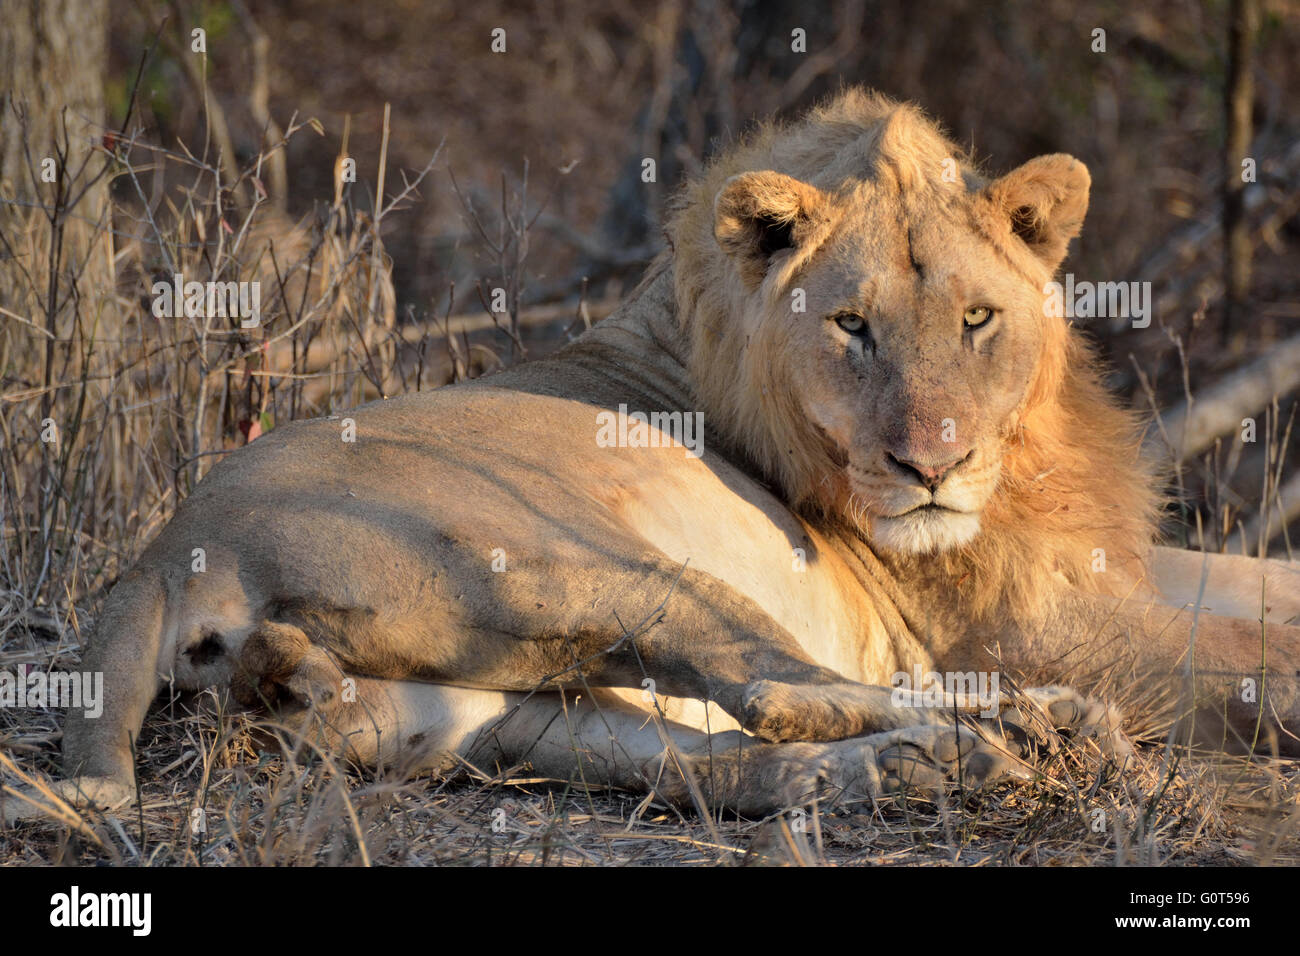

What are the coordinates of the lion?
(5, 89, 1300, 825)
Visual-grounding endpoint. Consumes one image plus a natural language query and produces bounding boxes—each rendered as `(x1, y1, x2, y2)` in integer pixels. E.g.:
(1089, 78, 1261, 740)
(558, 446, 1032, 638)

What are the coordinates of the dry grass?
(3, 671, 1298, 865)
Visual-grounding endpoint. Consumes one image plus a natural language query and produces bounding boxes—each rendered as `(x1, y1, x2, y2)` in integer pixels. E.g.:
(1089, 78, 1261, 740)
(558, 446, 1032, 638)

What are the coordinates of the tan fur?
(6, 89, 1299, 826)
(670, 90, 1157, 619)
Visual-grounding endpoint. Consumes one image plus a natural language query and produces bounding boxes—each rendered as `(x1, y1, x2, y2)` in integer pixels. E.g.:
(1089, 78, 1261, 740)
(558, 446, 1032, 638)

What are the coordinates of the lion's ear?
(714, 171, 834, 287)
(982, 154, 1090, 272)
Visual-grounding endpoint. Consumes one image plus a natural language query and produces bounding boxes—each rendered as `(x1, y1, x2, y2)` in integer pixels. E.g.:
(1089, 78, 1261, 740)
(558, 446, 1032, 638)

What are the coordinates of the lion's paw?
(767, 723, 1029, 810)
(739, 679, 914, 742)
(1, 775, 134, 828)
(232, 620, 346, 715)
(862, 723, 1029, 795)
(994, 685, 1131, 762)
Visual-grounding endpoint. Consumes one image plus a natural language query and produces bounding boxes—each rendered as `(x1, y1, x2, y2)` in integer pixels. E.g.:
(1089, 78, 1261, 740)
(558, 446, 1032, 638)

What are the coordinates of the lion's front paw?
(739, 679, 914, 742)
(993, 685, 1131, 761)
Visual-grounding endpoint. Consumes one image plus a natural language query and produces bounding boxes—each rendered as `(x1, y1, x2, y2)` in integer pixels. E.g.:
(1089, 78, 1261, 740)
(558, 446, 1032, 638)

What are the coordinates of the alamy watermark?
(595, 404, 705, 458)
(151, 273, 261, 328)
(49, 886, 150, 936)
(891, 666, 1000, 718)
(0, 665, 103, 719)
(1043, 273, 1151, 329)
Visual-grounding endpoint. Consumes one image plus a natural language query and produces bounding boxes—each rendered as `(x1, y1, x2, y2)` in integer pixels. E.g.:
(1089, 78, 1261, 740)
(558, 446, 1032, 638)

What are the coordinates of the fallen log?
(1145, 332, 1300, 463)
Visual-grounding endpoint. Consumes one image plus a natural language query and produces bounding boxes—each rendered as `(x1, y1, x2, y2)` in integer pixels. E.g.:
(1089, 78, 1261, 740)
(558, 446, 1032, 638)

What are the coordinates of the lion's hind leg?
(519, 692, 1029, 816)
(323, 684, 1026, 817)
(1150, 546, 1300, 625)
(226, 620, 507, 774)
(231, 620, 346, 713)
(226, 623, 1033, 816)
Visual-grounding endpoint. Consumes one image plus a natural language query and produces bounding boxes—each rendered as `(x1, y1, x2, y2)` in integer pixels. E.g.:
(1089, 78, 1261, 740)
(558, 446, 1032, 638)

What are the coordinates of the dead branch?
(1146, 332, 1300, 463)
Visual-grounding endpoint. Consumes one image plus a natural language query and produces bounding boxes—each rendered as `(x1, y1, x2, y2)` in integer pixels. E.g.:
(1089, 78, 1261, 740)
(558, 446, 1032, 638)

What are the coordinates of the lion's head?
(669, 89, 1159, 613)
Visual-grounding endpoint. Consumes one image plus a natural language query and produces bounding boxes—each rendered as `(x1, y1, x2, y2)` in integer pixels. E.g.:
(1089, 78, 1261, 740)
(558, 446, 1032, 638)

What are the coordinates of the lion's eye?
(834, 313, 867, 335)
(963, 306, 993, 329)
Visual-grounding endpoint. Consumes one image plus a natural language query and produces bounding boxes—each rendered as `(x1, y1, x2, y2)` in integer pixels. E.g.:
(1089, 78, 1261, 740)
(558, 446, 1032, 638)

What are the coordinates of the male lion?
(6, 89, 1300, 824)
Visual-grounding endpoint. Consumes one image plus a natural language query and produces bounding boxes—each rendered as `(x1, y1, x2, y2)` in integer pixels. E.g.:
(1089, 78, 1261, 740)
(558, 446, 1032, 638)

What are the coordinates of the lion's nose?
(885, 449, 971, 491)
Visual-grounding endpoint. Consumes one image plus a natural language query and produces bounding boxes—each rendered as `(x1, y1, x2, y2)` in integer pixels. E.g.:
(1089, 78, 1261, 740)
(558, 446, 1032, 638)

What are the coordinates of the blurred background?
(99, 1, 1300, 320)
(2, 0, 1300, 614)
